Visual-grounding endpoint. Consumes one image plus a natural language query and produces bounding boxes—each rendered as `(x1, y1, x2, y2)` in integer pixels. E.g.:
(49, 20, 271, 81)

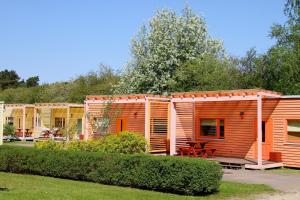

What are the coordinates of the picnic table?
(180, 140, 215, 158)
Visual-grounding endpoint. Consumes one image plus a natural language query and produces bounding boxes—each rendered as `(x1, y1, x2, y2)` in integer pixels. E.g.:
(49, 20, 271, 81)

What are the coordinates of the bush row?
(0, 146, 222, 195)
(35, 131, 146, 154)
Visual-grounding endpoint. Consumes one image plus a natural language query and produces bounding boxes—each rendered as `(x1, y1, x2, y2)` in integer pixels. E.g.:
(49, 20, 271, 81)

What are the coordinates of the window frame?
(54, 117, 65, 128)
(286, 119, 300, 143)
(197, 118, 225, 139)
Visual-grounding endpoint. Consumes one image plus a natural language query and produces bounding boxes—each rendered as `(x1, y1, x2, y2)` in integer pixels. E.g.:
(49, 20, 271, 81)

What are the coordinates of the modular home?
(3, 103, 85, 139)
(85, 89, 300, 169)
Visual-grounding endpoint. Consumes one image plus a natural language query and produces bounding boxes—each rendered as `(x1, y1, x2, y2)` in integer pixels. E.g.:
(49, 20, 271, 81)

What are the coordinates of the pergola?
(85, 94, 169, 145)
(4, 103, 83, 139)
(169, 89, 282, 169)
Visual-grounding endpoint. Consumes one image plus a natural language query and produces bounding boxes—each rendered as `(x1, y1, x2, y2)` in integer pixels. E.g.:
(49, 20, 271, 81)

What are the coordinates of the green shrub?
(35, 140, 64, 150)
(3, 124, 15, 135)
(0, 146, 223, 195)
(34, 131, 146, 154)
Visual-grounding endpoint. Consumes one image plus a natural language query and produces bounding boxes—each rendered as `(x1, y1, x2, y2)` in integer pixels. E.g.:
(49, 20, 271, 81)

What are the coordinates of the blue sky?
(0, 0, 287, 83)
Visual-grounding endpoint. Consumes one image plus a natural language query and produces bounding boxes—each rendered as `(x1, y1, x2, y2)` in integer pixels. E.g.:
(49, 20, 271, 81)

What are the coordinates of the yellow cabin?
(3, 103, 84, 139)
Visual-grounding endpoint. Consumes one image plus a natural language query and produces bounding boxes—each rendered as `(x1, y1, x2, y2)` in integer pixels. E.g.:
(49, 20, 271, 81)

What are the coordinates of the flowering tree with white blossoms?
(115, 6, 225, 95)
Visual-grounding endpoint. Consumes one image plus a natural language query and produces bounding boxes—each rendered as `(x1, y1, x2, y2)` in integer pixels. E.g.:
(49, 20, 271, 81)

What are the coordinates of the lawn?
(267, 167, 300, 174)
(3, 141, 34, 147)
(0, 172, 274, 200)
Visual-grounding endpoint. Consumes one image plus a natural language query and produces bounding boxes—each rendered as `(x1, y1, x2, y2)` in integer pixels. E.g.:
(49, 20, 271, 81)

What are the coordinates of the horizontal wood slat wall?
(194, 101, 259, 159)
(149, 102, 169, 152)
(175, 102, 194, 150)
(265, 99, 300, 168)
(87, 103, 145, 138)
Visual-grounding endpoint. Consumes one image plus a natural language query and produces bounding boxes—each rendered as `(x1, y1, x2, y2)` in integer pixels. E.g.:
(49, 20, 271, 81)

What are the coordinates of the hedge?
(0, 146, 223, 195)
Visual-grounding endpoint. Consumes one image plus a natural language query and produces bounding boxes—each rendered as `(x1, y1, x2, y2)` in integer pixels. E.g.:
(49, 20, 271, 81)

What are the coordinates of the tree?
(115, 6, 225, 94)
(68, 64, 119, 103)
(239, 0, 300, 94)
(263, 0, 300, 94)
(0, 69, 21, 90)
(171, 54, 240, 92)
(26, 76, 40, 87)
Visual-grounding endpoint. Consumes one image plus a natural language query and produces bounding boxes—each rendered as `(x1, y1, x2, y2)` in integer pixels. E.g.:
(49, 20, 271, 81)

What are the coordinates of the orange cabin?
(85, 89, 300, 169)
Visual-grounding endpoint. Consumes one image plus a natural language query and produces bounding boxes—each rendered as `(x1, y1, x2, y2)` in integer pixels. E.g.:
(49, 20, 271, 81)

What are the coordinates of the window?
(77, 119, 82, 135)
(116, 118, 127, 134)
(262, 121, 266, 143)
(55, 117, 65, 128)
(200, 119, 225, 139)
(6, 117, 13, 125)
(287, 120, 300, 142)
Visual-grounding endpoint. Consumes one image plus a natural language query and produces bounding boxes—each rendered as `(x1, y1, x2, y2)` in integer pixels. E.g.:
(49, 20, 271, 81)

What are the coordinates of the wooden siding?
(175, 102, 194, 149)
(265, 99, 300, 168)
(175, 100, 276, 159)
(194, 101, 260, 159)
(149, 102, 169, 152)
(86, 103, 145, 138)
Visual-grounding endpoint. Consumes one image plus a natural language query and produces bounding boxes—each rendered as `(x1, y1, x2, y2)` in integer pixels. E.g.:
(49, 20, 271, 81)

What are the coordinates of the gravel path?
(223, 169, 300, 200)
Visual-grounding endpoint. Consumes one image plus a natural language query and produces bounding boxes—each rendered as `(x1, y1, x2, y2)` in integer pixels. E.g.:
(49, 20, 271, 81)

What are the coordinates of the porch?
(170, 89, 283, 170)
(3, 103, 84, 139)
(207, 156, 283, 170)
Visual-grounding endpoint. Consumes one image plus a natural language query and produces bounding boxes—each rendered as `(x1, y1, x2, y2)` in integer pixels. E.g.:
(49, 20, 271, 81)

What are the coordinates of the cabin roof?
(86, 89, 282, 101)
(171, 89, 282, 98)
(4, 103, 83, 108)
(86, 94, 169, 101)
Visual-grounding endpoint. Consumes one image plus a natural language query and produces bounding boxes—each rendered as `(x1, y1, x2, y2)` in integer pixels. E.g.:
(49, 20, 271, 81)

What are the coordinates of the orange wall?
(86, 103, 145, 138)
(176, 99, 300, 168)
(266, 99, 300, 168)
(175, 100, 276, 159)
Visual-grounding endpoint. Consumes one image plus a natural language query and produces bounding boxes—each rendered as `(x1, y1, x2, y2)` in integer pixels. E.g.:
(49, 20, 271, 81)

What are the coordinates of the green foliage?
(25, 76, 39, 87)
(0, 69, 21, 90)
(100, 131, 146, 154)
(35, 131, 147, 154)
(238, 1, 300, 95)
(61, 122, 78, 142)
(115, 6, 225, 95)
(35, 140, 64, 151)
(3, 124, 15, 135)
(0, 145, 223, 195)
(0, 64, 119, 104)
(171, 54, 240, 92)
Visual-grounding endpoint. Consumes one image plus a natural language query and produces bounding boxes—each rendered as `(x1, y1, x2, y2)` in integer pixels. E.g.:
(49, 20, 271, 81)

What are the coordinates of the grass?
(267, 167, 300, 174)
(3, 141, 34, 147)
(0, 172, 274, 200)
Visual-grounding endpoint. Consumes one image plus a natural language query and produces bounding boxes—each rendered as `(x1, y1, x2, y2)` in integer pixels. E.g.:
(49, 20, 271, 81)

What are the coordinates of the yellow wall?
(3, 105, 84, 138)
(3, 108, 34, 132)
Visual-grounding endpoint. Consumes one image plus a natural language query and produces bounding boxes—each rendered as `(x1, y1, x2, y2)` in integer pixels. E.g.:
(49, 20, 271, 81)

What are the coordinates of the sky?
(0, 0, 287, 83)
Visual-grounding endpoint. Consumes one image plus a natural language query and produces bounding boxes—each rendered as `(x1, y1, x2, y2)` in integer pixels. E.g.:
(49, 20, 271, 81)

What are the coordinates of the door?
(254, 119, 273, 160)
(116, 118, 127, 134)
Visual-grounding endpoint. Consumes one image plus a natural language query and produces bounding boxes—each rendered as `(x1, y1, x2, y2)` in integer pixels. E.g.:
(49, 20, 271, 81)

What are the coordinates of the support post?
(22, 106, 26, 139)
(144, 97, 150, 151)
(66, 107, 70, 128)
(192, 102, 195, 140)
(84, 101, 89, 141)
(170, 100, 177, 155)
(33, 107, 36, 138)
(257, 95, 263, 168)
